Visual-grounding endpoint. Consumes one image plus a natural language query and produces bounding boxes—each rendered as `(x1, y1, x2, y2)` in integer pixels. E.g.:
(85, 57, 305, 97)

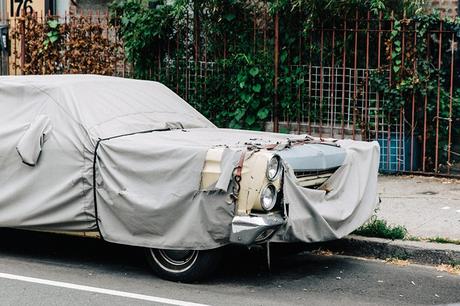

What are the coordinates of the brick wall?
(430, 0, 459, 17)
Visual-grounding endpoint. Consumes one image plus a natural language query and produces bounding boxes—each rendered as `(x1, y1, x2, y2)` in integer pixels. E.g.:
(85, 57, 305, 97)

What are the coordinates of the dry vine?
(10, 13, 124, 75)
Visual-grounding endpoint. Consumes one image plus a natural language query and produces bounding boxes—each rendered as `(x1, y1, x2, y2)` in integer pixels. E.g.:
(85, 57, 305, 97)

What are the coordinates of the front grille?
(294, 167, 339, 189)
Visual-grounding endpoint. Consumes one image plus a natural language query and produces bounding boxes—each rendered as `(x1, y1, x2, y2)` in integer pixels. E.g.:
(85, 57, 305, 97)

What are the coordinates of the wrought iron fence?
(4, 9, 460, 177)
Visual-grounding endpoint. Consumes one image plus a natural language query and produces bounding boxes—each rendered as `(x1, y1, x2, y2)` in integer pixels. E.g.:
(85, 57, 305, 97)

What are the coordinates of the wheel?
(145, 248, 222, 282)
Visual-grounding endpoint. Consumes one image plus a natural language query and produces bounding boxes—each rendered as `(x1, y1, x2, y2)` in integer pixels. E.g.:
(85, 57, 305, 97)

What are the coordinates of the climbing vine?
(11, 13, 124, 75)
(111, 0, 459, 171)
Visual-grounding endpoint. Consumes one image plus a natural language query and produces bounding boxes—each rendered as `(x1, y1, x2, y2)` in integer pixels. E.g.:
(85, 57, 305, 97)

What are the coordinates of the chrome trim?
(150, 249, 199, 273)
(229, 213, 285, 245)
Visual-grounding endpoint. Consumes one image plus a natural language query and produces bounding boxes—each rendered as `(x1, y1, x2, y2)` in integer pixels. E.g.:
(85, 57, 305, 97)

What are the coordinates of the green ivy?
(110, 0, 175, 78)
(110, 0, 460, 163)
(43, 19, 60, 49)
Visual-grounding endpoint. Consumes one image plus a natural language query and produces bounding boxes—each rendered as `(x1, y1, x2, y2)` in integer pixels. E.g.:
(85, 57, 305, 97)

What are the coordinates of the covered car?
(0, 75, 380, 281)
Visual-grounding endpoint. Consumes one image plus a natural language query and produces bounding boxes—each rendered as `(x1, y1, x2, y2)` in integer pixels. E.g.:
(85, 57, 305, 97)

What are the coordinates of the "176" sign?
(9, 0, 42, 18)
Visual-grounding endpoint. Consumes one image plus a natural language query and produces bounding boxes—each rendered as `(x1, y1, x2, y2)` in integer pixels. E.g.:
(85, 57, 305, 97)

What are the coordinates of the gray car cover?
(0, 75, 379, 250)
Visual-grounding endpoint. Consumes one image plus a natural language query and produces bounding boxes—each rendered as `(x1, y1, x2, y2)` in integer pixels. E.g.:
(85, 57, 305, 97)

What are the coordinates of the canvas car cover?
(0, 75, 379, 249)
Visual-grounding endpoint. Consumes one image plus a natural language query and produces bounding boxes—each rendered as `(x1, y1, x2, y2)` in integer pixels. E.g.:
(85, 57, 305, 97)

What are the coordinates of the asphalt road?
(0, 229, 458, 306)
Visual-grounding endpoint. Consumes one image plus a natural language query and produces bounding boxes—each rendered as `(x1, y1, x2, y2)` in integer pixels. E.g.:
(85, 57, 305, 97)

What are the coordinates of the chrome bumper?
(229, 213, 285, 245)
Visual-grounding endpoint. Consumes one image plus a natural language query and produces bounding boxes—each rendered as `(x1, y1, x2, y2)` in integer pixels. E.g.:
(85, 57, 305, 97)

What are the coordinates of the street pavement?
(0, 229, 458, 305)
(377, 175, 460, 240)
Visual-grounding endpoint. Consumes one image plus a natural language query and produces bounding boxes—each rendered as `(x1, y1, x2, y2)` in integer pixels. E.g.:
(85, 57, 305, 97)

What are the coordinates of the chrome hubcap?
(158, 250, 198, 266)
(150, 249, 199, 273)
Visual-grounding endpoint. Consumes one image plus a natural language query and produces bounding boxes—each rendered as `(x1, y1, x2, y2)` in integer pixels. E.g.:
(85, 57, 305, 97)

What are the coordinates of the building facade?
(0, 0, 112, 22)
(430, 0, 459, 16)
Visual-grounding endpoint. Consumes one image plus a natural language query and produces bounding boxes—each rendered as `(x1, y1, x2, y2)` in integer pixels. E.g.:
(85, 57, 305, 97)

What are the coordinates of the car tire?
(144, 247, 222, 282)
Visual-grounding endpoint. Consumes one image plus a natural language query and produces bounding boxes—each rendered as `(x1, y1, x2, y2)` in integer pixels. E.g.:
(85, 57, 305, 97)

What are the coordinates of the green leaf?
(252, 84, 261, 93)
(47, 20, 59, 29)
(393, 66, 400, 73)
(394, 40, 401, 47)
(257, 108, 270, 119)
(237, 73, 245, 83)
(245, 115, 256, 126)
(241, 93, 251, 103)
(249, 67, 259, 77)
(224, 13, 236, 21)
(49, 35, 59, 43)
(280, 51, 288, 64)
(250, 99, 260, 109)
(234, 109, 245, 121)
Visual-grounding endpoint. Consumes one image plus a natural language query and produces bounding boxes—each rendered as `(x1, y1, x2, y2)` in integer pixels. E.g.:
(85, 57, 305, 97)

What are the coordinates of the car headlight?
(266, 155, 282, 181)
(260, 184, 277, 211)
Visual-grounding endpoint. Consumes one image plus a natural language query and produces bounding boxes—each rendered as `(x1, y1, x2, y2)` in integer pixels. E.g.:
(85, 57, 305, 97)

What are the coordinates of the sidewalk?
(376, 175, 460, 240)
(317, 175, 460, 266)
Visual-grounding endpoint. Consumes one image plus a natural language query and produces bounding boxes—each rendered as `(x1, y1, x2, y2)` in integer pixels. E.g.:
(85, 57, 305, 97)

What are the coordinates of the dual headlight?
(260, 184, 277, 211)
(260, 156, 283, 211)
(266, 155, 282, 181)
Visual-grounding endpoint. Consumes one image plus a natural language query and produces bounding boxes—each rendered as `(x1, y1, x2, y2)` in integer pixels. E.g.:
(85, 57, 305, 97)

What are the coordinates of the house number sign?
(8, 0, 44, 18)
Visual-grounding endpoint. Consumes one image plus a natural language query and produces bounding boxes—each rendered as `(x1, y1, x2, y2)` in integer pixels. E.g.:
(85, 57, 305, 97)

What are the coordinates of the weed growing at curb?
(353, 216, 407, 240)
(385, 258, 410, 266)
(436, 262, 460, 275)
(427, 237, 460, 245)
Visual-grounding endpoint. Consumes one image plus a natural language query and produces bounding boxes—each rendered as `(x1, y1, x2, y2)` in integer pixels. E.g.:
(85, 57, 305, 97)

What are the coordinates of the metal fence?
(288, 13, 460, 176)
(3, 9, 460, 177)
(165, 10, 460, 177)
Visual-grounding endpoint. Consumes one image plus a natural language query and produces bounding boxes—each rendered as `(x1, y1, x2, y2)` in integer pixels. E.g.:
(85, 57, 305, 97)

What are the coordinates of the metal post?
(387, 12, 394, 171)
(398, 14, 406, 172)
(447, 32, 455, 173)
(19, 9, 25, 75)
(319, 23, 324, 138)
(341, 18, 347, 139)
(297, 19, 302, 134)
(352, 9, 358, 140)
(364, 11, 370, 141)
(375, 12, 382, 141)
(435, 14, 443, 172)
(273, 11, 279, 133)
(422, 31, 430, 173)
(410, 26, 417, 172)
(330, 23, 336, 138)
(308, 32, 312, 135)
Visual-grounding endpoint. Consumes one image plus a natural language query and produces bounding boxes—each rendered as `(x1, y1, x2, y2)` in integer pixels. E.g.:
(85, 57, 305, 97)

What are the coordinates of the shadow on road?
(0, 228, 343, 283)
(0, 228, 458, 305)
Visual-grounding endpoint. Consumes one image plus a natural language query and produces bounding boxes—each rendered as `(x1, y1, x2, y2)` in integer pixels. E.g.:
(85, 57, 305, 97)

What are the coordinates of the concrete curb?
(318, 235, 460, 266)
